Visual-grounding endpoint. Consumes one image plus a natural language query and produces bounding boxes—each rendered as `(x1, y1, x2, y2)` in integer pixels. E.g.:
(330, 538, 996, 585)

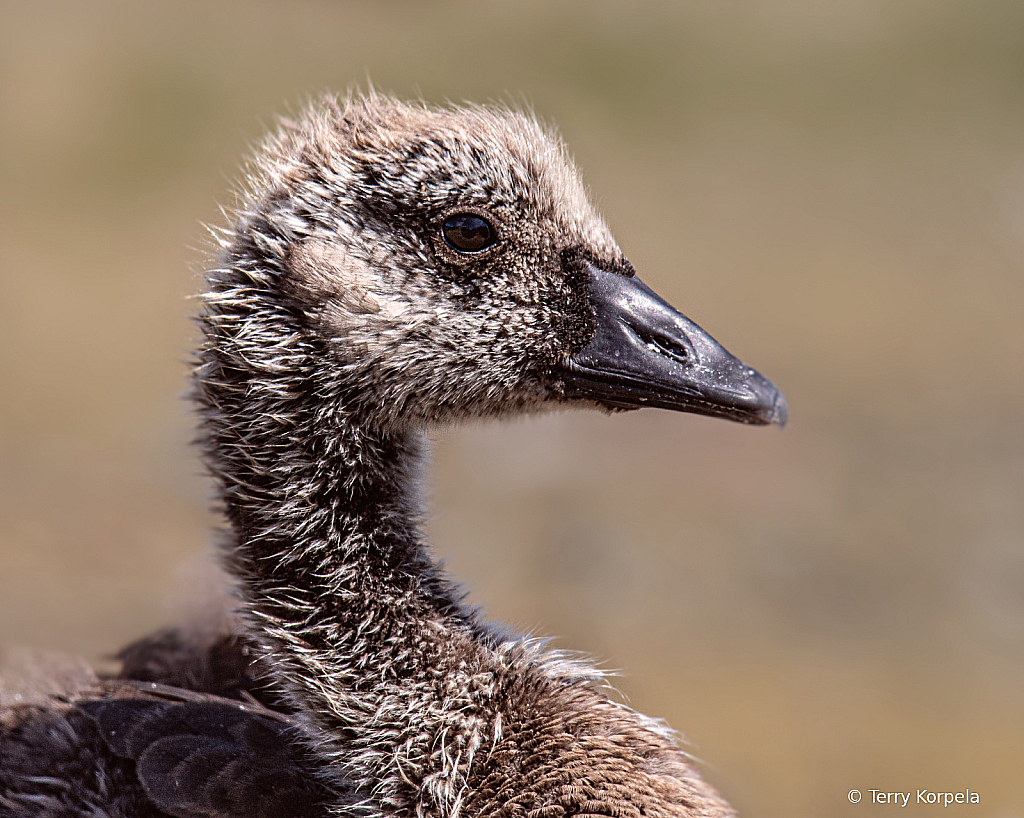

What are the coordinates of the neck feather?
(197, 251, 504, 813)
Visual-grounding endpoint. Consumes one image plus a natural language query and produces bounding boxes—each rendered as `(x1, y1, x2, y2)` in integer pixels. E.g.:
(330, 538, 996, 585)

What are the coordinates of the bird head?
(212, 94, 786, 430)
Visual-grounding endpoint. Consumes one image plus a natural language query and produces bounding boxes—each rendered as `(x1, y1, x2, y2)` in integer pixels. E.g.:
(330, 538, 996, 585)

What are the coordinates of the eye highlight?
(442, 214, 497, 253)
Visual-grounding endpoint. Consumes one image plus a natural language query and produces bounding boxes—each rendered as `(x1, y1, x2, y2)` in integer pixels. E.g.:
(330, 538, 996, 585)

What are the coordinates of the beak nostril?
(623, 322, 690, 367)
(639, 328, 689, 366)
(622, 318, 690, 367)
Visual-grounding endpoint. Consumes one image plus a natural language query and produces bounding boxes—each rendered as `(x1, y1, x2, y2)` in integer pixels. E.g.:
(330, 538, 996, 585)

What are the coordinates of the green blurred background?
(1, 1, 1022, 815)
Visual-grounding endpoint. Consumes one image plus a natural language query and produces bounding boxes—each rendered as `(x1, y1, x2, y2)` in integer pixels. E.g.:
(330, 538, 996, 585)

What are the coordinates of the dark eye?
(442, 214, 497, 253)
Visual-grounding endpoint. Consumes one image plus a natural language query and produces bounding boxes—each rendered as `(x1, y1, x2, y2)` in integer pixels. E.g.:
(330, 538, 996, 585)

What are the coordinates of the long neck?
(197, 255, 500, 816)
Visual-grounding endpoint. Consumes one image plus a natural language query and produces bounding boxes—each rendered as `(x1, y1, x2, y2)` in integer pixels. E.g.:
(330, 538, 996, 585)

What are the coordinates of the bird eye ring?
(442, 214, 498, 253)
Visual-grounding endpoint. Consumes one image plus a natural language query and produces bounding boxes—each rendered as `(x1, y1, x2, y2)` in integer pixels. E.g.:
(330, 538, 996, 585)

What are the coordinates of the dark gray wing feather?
(79, 696, 339, 818)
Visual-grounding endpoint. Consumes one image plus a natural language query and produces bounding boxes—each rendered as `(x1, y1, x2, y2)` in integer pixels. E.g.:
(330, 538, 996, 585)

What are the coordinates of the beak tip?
(767, 391, 788, 428)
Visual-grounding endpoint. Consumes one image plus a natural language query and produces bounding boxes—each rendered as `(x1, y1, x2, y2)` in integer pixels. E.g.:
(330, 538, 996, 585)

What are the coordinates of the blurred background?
(1, 1, 1022, 815)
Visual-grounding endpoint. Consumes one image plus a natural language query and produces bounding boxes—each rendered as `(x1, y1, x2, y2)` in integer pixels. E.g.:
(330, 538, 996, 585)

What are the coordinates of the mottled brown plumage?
(2, 93, 786, 818)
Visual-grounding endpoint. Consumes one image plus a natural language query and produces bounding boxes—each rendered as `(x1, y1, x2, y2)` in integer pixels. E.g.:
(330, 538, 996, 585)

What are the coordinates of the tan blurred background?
(1, 1, 1022, 815)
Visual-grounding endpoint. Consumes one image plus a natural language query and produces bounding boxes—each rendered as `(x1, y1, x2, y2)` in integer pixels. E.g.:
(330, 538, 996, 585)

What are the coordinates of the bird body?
(1, 94, 784, 818)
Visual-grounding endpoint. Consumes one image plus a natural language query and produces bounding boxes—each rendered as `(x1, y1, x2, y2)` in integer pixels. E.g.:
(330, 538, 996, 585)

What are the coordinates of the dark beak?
(554, 260, 787, 427)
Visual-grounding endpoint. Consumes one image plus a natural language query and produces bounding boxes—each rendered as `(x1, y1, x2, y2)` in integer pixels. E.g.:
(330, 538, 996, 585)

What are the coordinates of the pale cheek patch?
(287, 239, 383, 333)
